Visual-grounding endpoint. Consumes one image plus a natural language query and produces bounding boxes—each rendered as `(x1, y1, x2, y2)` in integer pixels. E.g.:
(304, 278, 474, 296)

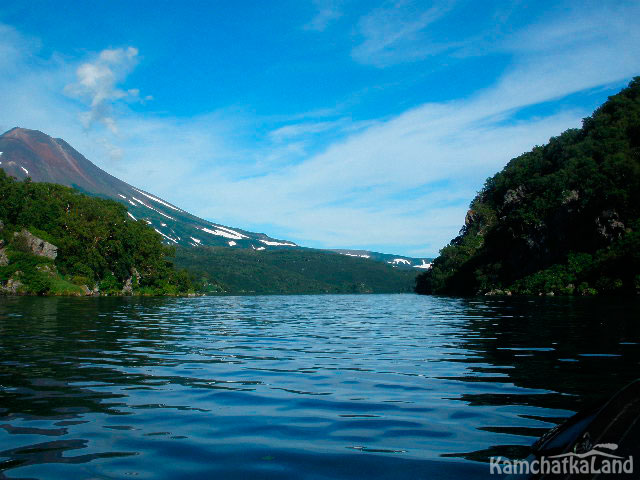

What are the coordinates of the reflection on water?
(0, 295, 638, 479)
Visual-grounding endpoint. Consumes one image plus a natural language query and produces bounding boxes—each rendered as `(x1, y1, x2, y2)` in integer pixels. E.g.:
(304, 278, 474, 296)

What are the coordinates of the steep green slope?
(175, 246, 417, 294)
(416, 77, 640, 296)
(0, 171, 192, 295)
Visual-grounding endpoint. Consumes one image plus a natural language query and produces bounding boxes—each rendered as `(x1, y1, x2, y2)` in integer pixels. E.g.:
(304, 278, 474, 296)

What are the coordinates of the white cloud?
(64, 46, 141, 134)
(186, 106, 583, 255)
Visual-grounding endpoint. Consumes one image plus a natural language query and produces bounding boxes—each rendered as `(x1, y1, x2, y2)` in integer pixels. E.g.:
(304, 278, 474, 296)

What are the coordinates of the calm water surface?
(0, 294, 639, 479)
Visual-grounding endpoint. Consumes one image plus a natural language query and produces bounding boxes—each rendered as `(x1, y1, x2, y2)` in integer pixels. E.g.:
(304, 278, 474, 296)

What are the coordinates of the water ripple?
(0, 294, 639, 479)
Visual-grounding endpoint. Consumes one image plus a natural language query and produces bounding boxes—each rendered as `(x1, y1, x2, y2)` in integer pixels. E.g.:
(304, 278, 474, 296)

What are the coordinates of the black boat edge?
(505, 379, 640, 479)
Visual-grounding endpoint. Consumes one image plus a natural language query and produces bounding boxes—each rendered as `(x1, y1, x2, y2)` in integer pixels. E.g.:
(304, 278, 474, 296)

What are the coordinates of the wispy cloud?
(352, 0, 457, 67)
(305, 0, 343, 31)
(269, 120, 347, 143)
(501, 2, 637, 55)
(0, 24, 35, 71)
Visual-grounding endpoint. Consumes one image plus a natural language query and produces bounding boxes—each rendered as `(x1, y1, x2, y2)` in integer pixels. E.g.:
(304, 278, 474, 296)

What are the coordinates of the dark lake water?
(0, 295, 639, 479)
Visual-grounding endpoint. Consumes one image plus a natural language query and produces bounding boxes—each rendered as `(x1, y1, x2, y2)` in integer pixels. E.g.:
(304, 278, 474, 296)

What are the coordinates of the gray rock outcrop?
(13, 229, 58, 259)
(503, 185, 526, 206)
(122, 277, 134, 295)
(122, 268, 141, 295)
(595, 209, 626, 242)
(1, 272, 24, 295)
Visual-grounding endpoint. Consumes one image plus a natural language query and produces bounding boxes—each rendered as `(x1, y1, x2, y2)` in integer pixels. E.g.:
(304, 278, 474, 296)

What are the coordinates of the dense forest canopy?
(0, 171, 192, 295)
(416, 77, 640, 296)
(174, 246, 417, 294)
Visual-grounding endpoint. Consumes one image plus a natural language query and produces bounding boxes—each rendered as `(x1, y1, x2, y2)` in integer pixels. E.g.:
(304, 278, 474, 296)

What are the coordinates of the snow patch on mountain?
(190, 237, 201, 244)
(155, 228, 178, 244)
(343, 253, 371, 258)
(131, 196, 176, 220)
(259, 239, 296, 247)
(213, 225, 248, 239)
(117, 194, 126, 199)
(127, 212, 137, 221)
(389, 258, 411, 265)
(228, 241, 236, 246)
(20, 166, 29, 175)
(199, 226, 244, 240)
(133, 188, 182, 212)
(413, 260, 432, 269)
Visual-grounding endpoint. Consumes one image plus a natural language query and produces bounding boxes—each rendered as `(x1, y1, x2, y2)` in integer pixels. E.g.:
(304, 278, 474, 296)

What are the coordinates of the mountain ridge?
(0, 127, 429, 268)
(0, 127, 297, 250)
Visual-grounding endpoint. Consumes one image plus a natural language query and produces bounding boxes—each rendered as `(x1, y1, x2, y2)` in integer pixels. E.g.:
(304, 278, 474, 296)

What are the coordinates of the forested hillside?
(175, 246, 417, 294)
(0, 171, 192, 295)
(416, 78, 640, 296)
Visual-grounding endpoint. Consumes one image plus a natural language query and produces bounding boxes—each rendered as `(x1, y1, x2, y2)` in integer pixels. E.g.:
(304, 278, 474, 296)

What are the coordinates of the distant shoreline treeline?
(416, 77, 640, 296)
(174, 245, 417, 295)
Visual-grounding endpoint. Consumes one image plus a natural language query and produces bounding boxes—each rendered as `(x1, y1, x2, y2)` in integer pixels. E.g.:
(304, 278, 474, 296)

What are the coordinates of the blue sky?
(1, 0, 639, 256)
